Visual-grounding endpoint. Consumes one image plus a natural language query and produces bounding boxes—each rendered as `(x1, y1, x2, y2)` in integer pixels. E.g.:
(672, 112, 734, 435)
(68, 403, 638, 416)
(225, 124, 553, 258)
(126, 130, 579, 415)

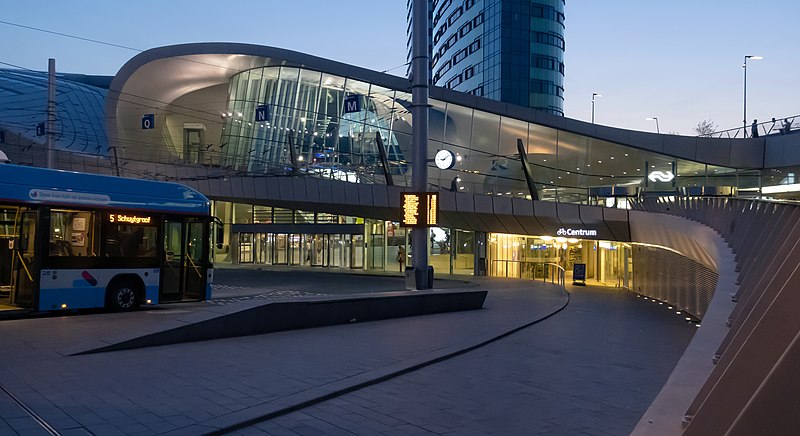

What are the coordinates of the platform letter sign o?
(141, 114, 155, 130)
(344, 94, 362, 114)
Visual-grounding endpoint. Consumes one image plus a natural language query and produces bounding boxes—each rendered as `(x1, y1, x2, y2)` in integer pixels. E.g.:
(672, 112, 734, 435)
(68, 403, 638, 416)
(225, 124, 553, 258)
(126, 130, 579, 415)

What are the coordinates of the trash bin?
(405, 266, 417, 290)
(405, 266, 434, 290)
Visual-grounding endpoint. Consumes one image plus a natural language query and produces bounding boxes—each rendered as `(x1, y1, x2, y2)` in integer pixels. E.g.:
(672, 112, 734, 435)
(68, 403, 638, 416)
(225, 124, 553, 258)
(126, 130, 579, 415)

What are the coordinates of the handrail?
(16, 250, 33, 282)
(490, 259, 566, 293)
(706, 114, 800, 139)
(186, 253, 204, 279)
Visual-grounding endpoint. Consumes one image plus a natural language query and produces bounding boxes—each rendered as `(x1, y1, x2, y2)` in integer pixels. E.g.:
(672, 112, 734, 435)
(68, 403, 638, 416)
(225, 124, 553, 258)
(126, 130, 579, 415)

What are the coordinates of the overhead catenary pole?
(47, 58, 56, 169)
(411, 0, 431, 289)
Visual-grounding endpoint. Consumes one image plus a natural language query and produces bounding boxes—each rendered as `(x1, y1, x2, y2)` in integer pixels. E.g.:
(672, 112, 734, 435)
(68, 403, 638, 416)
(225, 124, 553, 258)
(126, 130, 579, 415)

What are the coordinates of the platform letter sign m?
(344, 94, 362, 114)
(141, 114, 155, 130)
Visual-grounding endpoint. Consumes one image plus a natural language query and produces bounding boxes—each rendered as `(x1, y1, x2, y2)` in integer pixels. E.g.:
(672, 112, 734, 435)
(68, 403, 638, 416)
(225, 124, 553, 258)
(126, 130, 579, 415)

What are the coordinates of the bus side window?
(49, 210, 97, 257)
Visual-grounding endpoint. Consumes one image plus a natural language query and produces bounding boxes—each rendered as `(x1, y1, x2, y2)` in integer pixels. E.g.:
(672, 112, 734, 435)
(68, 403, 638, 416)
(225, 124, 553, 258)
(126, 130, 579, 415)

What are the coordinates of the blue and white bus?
(0, 165, 213, 312)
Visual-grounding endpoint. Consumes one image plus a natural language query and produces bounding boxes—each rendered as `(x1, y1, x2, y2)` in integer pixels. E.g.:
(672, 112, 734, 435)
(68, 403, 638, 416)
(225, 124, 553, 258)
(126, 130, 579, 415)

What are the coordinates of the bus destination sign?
(401, 192, 438, 227)
(108, 213, 152, 225)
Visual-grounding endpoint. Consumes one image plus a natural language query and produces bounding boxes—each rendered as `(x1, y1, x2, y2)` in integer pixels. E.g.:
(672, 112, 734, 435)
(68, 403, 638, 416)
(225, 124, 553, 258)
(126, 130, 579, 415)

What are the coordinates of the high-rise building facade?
(407, 0, 565, 115)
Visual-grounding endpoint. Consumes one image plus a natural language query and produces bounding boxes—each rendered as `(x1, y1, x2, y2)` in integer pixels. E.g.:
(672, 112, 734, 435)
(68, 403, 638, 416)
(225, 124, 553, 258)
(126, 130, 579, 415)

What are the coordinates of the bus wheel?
(107, 281, 140, 311)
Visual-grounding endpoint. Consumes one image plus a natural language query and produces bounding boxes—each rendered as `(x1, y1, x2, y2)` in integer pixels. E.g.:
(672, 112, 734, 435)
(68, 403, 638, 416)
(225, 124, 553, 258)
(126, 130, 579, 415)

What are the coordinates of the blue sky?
(1, 0, 797, 135)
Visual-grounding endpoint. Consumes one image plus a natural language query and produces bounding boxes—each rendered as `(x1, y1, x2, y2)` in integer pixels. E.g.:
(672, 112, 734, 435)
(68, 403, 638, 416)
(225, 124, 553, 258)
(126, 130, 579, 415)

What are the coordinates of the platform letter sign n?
(255, 105, 270, 122)
(141, 114, 155, 130)
(344, 94, 362, 114)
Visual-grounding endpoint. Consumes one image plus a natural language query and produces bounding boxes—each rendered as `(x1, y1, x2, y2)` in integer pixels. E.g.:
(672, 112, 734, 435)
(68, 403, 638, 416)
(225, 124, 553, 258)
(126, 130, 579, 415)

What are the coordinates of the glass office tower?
(408, 0, 565, 115)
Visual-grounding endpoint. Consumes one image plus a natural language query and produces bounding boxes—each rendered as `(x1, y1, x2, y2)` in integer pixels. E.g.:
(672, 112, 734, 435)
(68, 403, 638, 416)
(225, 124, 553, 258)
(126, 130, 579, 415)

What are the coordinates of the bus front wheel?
(106, 281, 141, 311)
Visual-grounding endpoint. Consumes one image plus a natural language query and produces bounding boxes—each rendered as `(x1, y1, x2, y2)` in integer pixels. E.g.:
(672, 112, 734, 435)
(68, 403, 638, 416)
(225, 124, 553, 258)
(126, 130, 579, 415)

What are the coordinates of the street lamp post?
(591, 93, 601, 124)
(646, 117, 660, 134)
(743, 55, 763, 136)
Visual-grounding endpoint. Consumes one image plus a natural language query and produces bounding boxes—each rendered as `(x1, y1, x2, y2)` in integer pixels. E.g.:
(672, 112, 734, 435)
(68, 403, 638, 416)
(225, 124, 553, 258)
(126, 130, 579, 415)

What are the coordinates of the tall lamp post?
(743, 55, 763, 136)
(646, 117, 660, 134)
(591, 93, 602, 124)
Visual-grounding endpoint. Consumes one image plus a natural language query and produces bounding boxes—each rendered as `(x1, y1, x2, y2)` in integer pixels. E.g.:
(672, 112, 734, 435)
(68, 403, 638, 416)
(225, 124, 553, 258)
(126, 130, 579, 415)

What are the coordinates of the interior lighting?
(456, 155, 463, 162)
(685, 317, 692, 321)
(762, 183, 800, 194)
(676, 311, 682, 314)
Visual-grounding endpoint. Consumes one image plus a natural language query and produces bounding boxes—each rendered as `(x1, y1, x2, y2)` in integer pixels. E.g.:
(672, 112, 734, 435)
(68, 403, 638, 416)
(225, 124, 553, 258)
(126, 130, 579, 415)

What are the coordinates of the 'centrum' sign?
(556, 228, 597, 237)
(401, 192, 439, 227)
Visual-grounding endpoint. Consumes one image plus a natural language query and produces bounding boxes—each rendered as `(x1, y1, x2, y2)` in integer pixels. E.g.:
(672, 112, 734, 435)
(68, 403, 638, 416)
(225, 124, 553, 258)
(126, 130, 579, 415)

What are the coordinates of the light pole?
(646, 117, 660, 134)
(743, 55, 763, 136)
(591, 93, 601, 124)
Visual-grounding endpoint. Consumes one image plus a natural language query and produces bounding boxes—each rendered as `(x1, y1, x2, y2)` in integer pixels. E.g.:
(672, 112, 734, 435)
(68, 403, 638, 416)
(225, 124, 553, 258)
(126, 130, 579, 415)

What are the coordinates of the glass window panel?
(702, 163, 737, 188)
(429, 99, 447, 142)
(104, 223, 158, 258)
(499, 117, 529, 157)
(443, 103, 473, 147)
(233, 203, 253, 224)
(49, 210, 98, 257)
(470, 110, 501, 155)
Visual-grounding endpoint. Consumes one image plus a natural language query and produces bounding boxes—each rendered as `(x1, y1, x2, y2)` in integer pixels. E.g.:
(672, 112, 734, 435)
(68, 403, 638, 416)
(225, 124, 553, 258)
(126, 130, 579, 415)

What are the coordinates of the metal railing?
(490, 259, 566, 291)
(706, 115, 799, 139)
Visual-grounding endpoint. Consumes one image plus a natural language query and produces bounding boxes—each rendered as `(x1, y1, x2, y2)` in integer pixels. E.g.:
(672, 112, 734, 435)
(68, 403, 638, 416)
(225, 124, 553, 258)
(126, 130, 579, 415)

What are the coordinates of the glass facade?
(421, 0, 565, 114)
(213, 66, 740, 205)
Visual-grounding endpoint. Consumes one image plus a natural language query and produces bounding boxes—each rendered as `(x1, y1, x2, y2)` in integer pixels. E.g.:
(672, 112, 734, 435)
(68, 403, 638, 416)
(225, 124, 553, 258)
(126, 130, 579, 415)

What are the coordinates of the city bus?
(0, 164, 213, 312)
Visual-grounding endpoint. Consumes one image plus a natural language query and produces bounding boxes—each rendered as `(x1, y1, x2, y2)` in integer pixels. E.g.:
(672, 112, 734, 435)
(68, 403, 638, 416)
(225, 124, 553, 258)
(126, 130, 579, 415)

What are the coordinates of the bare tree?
(694, 119, 717, 137)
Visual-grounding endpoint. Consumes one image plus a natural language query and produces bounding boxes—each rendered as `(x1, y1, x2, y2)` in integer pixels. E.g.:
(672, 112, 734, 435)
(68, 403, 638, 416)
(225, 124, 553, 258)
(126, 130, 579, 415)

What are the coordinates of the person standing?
(397, 246, 406, 272)
(751, 119, 759, 138)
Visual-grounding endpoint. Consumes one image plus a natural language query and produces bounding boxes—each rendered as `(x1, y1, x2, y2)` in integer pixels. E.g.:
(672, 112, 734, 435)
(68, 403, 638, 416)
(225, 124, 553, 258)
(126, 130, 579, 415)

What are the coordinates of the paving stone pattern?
(232, 287, 697, 435)
(0, 268, 694, 435)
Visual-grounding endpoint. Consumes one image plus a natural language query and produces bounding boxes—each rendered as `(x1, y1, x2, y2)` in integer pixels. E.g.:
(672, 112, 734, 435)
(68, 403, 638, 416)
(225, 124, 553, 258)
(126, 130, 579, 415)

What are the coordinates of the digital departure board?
(401, 192, 439, 227)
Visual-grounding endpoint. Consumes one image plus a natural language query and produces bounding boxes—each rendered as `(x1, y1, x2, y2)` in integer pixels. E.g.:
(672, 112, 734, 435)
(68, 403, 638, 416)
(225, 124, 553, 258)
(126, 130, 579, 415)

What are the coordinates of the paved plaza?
(0, 268, 696, 435)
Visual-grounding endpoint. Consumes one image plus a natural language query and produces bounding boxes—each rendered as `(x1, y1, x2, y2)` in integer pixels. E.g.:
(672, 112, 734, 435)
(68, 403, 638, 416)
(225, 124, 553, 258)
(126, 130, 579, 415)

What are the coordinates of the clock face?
(435, 149, 455, 170)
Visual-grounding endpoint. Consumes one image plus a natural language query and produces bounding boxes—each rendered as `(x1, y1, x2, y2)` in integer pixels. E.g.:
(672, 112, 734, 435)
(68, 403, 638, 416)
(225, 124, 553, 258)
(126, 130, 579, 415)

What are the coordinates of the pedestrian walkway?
(0, 270, 695, 435)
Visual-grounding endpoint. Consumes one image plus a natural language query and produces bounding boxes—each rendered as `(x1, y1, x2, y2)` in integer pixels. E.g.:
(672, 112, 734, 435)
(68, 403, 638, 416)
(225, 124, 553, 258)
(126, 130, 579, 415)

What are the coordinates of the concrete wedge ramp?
(75, 289, 488, 355)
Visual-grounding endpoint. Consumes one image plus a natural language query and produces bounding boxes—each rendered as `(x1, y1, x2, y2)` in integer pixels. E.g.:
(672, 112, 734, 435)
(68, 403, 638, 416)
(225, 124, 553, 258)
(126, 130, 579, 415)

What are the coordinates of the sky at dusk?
(1, 0, 797, 136)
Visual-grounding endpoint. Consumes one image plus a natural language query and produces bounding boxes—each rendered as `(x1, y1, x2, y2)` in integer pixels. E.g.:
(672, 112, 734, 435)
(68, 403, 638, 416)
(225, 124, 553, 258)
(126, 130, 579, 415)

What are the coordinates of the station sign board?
(401, 192, 438, 227)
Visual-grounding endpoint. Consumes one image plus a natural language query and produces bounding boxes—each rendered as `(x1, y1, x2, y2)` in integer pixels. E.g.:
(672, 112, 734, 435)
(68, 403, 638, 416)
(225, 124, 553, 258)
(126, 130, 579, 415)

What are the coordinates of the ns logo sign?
(648, 170, 675, 183)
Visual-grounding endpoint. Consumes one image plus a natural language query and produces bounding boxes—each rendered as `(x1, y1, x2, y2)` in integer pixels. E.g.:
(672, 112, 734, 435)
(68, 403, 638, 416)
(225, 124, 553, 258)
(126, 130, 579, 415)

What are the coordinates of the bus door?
(11, 210, 38, 308)
(162, 218, 209, 302)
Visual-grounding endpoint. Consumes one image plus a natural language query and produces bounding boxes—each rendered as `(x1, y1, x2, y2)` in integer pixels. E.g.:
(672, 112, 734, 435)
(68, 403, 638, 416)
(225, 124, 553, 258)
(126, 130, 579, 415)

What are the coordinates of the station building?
(2, 42, 800, 319)
(4, 42, 800, 431)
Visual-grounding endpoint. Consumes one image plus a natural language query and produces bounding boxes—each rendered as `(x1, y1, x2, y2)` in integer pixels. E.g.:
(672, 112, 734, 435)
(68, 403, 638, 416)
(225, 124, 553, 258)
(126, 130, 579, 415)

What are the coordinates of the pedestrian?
(397, 246, 405, 272)
(782, 118, 794, 135)
(751, 119, 759, 138)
